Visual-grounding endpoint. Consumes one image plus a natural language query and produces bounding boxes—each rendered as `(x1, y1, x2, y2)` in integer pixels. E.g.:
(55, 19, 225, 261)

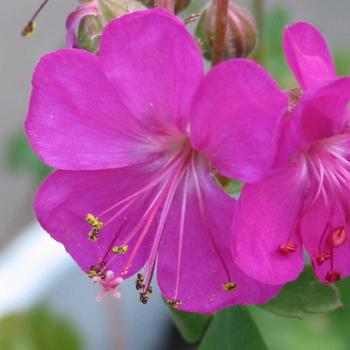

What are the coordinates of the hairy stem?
(154, 0, 175, 13)
(211, 0, 229, 66)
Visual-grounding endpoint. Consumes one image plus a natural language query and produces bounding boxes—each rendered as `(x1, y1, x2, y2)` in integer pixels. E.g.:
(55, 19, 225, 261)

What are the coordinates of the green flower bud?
(196, 1, 258, 60)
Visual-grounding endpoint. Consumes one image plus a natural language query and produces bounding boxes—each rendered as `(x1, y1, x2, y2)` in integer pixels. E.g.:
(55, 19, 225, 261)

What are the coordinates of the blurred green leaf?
(334, 49, 350, 75)
(261, 266, 343, 319)
(199, 307, 268, 350)
(5, 129, 51, 183)
(261, 6, 295, 88)
(169, 308, 212, 344)
(0, 305, 82, 350)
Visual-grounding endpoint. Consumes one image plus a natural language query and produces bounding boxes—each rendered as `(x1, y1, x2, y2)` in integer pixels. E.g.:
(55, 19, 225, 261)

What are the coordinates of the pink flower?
(233, 22, 350, 286)
(26, 9, 287, 313)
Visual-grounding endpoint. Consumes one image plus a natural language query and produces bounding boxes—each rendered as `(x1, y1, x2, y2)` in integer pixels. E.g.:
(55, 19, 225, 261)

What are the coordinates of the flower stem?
(252, 0, 264, 63)
(211, 0, 229, 66)
(154, 0, 175, 13)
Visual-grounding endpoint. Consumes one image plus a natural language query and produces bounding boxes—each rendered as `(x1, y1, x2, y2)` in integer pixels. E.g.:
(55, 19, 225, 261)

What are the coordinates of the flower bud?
(196, 0, 258, 60)
(67, 0, 145, 52)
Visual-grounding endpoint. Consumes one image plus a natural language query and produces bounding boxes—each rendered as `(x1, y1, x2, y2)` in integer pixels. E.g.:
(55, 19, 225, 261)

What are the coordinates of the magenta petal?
(190, 59, 288, 183)
(294, 77, 350, 147)
(99, 9, 204, 134)
(233, 163, 307, 285)
(26, 49, 157, 170)
(157, 157, 280, 313)
(283, 22, 336, 90)
(34, 164, 165, 278)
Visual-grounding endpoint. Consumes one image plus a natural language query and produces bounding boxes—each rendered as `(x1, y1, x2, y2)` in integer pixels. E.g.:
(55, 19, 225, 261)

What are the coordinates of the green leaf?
(261, 266, 343, 319)
(5, 129, 51, 183)
(169, 308, 212, 344)
(199, 307, 268, 350)
(0, 305, 82, 350)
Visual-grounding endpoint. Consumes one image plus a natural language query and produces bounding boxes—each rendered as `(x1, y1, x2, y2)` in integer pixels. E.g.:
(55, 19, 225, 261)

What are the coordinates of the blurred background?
(1, 1, 350, 349)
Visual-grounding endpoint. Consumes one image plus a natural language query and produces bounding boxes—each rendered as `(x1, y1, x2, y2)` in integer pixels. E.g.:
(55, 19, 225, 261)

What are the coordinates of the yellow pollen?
(112, 244, 129, 255)
(86, 213, 104, 230)
(86, 214, 103, 241)
(166, 299, 182, 309)
(223, 282, 237, 292)
(87, 263, 105, 279)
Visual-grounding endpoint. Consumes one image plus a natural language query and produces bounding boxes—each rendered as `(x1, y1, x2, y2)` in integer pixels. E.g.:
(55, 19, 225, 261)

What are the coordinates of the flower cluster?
(25, 6, 350, 314)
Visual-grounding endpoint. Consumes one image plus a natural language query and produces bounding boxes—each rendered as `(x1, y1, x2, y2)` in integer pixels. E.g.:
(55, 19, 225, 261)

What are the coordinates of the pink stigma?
(325, 270, 341, 284)
(330, 227, 347, 248)
(93, 270, 123, 302)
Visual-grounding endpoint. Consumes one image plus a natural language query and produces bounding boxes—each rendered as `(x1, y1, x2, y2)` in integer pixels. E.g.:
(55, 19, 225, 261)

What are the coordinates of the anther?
(315, 252, 331, 266)
(325, 270, 341, 283)
(279, 242, 297, 254)
(21, 0, 49, 37)
(86, 213, 103, 241)
(166, 299, 182, 309)
(135, 273, 144, 291)
(330, 227, 347, 248)
(223, 282, 237, 292)
(112, 244, 129, 255)
(22, 21, 36, 37)
(87, 262, 106, 279)
(139, 286, 152, 304)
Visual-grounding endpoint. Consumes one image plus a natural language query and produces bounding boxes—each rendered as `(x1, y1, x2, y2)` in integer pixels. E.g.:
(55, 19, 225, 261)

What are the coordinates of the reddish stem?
(211, 0, 229, 66)
(154, 0, 175, 13)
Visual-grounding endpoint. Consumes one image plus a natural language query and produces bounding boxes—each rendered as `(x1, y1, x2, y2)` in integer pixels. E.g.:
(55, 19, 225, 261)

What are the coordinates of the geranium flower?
(233, 22, 350, 285)
(26, 9, 287, 312)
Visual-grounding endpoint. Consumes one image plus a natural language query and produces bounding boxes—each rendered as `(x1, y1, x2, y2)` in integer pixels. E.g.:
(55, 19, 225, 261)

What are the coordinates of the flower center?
(303, 134, 350, 282)
(84, 138, 235, 305)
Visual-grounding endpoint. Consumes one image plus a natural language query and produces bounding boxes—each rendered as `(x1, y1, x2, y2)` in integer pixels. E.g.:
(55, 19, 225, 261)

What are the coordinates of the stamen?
(166, 299, 182, 309)
(135, 273, 144, 291)
(191, 155, 233, 284)
(223, 282, 237, 292)
(21, 0, 49, 37)
(315, 252, 331, 266)
(86, 213, 104, 241)
(325, 270, 341, 283)
(279, 242, 297, 254)
(330, 227, 347, 248)
(112, 244, 128, 255)
(142, 156, 189, 292)
(88, 262, 106, 279)
(139, 286, 153, 304)
(174, 169, 189, 300)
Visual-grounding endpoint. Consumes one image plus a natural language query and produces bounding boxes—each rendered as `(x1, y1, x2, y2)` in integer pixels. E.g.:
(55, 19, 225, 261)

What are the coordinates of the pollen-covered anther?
(135, 273, 144, 291)
(87, 262, 106, 279)
(223, 282, 237, 292)
(166, 299, 182, 309)
(112, 244, 128, 255)
(279, 242, 297, 254)
(330, 227, 347, 248)
(325, 270, 341, 283)
(139, 286, 153, 304)
(86, 213, 104, 241)
(22, 21, 36, 37)
(315, 252, 331, 266)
